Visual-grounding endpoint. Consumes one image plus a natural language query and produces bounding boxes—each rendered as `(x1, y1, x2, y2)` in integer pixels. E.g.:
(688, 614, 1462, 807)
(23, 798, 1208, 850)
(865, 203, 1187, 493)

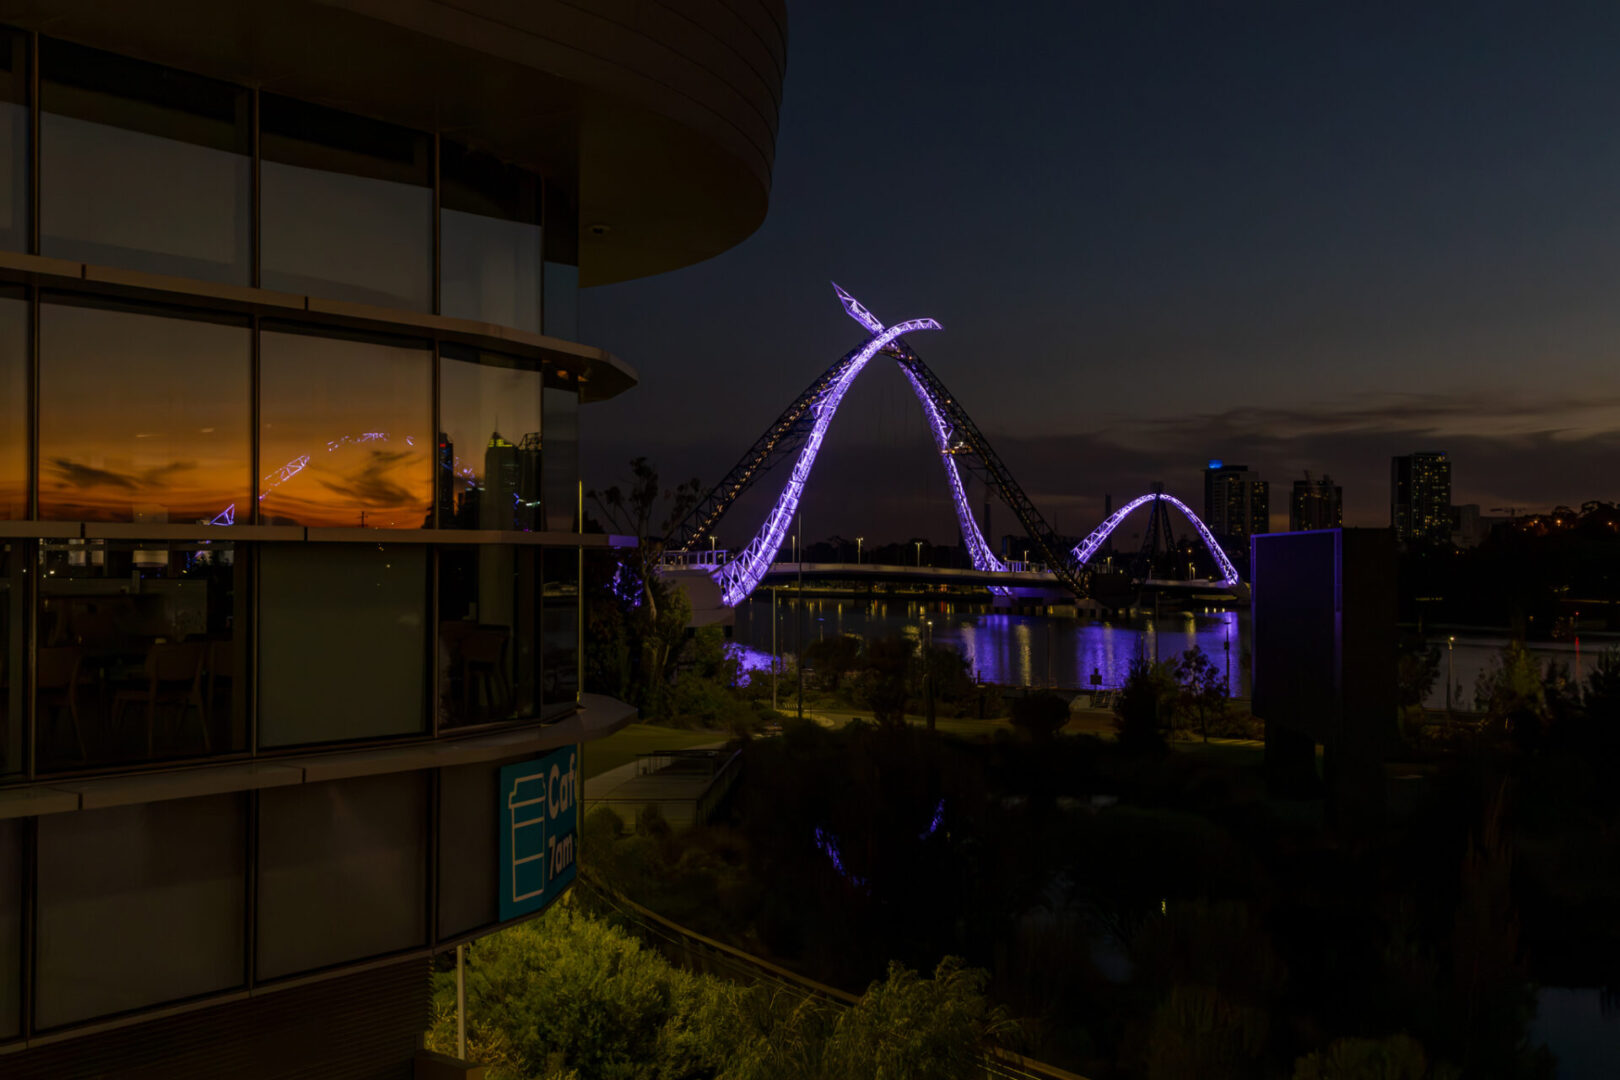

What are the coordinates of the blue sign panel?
(499, 746, 579, 923)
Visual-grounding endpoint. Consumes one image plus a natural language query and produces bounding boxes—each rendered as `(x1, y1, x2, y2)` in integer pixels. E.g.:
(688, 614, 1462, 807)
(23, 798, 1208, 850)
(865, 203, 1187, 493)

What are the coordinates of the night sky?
(581, 1, 1620, 546)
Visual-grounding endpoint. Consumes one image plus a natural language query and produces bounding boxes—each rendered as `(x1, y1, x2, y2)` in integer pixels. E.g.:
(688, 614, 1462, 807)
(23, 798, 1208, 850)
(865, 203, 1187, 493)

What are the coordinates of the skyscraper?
(1290, 473, 1343, 531)
(1391, 451, 1453, 544)
(481, 430, 520, 531)
(1203, 460, 1270, 544)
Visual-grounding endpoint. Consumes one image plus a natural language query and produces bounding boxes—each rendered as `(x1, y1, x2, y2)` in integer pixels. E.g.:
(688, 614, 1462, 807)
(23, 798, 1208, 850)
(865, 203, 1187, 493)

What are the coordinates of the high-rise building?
(1391, 451, 1453, 544)
(1203, 460, 1270, 544)
(436, 431, 457, 526)
(0, 5, 786, 1074)
(1289, 472, 1343, 531)
(481, 430, 521, 531)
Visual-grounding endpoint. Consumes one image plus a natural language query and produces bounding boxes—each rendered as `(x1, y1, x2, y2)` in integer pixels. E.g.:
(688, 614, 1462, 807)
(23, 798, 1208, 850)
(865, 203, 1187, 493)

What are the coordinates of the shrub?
(1010, 693, 1070, 742)
(1114, 657, 1177, 754)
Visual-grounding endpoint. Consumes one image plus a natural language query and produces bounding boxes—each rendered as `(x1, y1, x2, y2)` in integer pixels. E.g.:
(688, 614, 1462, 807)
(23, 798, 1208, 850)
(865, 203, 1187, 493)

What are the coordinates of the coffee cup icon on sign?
(506, 770, 549, 904)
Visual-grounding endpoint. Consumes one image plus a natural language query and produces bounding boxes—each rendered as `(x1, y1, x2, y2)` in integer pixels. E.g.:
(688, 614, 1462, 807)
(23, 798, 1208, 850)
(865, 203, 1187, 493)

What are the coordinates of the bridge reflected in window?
(258, 328, 430, 528)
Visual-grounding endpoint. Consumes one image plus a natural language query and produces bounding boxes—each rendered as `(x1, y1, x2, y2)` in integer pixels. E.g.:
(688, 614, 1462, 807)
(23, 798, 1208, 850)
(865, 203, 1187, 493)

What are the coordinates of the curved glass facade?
(0, 18, 631, 1054)
(0, 29, 590, 784)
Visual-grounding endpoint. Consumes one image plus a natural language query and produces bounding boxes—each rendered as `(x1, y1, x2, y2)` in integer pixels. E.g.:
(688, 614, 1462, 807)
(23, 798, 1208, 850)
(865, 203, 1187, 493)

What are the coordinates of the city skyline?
(581, 2, 1620, 542)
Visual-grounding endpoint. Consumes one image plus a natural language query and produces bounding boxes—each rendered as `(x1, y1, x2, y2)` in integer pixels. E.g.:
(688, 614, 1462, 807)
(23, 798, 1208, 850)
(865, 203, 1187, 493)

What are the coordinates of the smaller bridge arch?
(1070, 492, 1241, 587)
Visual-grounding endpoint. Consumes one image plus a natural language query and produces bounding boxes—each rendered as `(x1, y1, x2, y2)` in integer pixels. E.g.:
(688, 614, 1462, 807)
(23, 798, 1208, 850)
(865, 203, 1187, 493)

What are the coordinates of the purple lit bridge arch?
(1070, 492, 1241, 588)
(666, 285, 1093, 607)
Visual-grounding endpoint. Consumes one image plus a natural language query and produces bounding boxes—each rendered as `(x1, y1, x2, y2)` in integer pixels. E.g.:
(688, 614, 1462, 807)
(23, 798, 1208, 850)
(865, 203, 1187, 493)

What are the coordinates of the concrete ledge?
(57, 762, 304, 812)
(0, 251, 638, 400)
(0, 695, 635, 817)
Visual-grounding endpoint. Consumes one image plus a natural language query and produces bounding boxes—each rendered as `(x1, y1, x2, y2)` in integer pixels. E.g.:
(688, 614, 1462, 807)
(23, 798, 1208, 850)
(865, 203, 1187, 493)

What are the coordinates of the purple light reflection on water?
(732, 599, 1248, 697)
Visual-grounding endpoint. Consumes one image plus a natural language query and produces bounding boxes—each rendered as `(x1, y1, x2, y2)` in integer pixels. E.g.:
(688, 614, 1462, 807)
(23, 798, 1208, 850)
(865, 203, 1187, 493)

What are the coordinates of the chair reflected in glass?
(37, 645, 88, 760)
(111, 640, 208, 755)
(439, 621, 513, 725)
(460, 625, 512, 721)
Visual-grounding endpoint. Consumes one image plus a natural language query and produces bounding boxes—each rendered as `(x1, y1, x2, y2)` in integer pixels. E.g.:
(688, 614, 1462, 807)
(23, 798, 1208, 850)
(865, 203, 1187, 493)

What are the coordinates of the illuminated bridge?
(662, 285, 1243, 607)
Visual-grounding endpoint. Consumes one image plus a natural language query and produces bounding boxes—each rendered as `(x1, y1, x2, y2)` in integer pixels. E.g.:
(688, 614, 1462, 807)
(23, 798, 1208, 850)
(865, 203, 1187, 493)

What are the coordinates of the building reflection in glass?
(437, 349, 542, 531)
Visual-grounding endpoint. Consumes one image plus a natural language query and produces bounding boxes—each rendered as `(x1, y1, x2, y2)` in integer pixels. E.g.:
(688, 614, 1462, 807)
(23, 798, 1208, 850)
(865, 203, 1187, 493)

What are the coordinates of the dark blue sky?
(582, 1, 1620, 544)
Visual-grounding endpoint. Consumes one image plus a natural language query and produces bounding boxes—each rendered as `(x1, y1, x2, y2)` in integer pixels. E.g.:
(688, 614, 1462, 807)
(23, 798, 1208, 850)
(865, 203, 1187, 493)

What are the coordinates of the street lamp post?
(1446, 636, 1455, 713)
(914, 540, 923, 567)
(797, 511, 804, 721)
(1224, 626, 1231, 691)
(856, 536, 863, 564)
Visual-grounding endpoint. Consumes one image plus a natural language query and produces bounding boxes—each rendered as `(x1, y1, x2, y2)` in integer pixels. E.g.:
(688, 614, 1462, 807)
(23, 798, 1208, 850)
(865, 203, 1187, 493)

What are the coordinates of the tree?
(860, 635, 915, 724)
(820, 959, 1011, 1080)
(1396, 638, 1441, 710)
(586, 456, 701, 623)
(1473, 641, 1547, 749)
(803, 633, 863, 692)
(1292, 1033, 1433, 1080)
(1114, 656, 1176, 754)
(583, 458, 703, 713)
(1174, 646, 1227, 742)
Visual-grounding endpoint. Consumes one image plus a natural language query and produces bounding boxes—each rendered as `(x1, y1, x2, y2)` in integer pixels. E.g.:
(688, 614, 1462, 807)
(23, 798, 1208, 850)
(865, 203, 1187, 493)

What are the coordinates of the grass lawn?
(582, 723, 728, 780)
(802, 706, 1013, 740)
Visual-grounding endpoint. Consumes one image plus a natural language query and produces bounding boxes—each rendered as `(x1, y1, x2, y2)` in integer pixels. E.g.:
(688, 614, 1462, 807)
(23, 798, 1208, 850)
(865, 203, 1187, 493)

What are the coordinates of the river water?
(732, 596, 1248, 695)
(730, 596, 1613, 707)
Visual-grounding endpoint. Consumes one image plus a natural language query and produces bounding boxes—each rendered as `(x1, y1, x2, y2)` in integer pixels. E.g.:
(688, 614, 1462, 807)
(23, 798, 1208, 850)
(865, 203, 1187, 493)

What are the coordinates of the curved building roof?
(0, 0, 787, 285)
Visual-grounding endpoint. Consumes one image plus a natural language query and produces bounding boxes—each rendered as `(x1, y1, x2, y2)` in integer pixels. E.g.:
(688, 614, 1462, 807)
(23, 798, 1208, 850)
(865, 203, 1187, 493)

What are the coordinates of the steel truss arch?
(1070, 492, 1240, 586)
(667, 284, 1091, 606)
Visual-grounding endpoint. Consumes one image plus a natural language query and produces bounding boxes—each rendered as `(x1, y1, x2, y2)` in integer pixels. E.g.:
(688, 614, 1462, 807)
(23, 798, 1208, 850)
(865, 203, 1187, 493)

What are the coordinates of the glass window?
(258, 328, 430, 528)
(35, 793, 246, 1028)
(36, 538, 245, 772)
(260, 96, 432, 311)
(437, 761, 500, 939)
(0, 541, 26, 779)
(542, 181, 578, 340)
(0, 292, 26, 519)
(40, 39, 250, 284)
(38, 300, 250, 524)
(541, 381, 579, 532)
(258, 544, 426, 747)
(543, 546, 578, 710)
(439, 545, 539, 728)
(438, 348, 542, 530)
(542, 264, 579, 341)
(0, 818, 18, 1039)
(441, 143, 541, 332)
(0, 29, 28, 254)
(257, 772, 428, 979)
